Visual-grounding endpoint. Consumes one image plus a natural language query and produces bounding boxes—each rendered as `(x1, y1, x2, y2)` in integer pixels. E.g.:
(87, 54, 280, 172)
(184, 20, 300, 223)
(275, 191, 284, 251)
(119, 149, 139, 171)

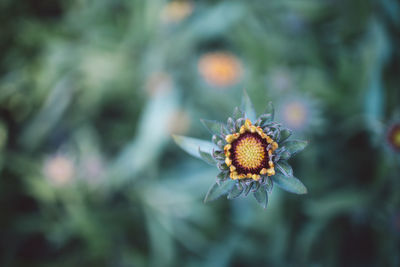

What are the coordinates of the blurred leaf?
(305, 190, 367, 217)
(145, 210, 174, 267)
(253, 188, 268, 209)
(276, 161, 293, 177)
(110, 89, 178, 183)
(173, 135, 217, 160)
(271, 173, 307, 194)
(204, 180, 235, 203)
(20, 77, 74, 150)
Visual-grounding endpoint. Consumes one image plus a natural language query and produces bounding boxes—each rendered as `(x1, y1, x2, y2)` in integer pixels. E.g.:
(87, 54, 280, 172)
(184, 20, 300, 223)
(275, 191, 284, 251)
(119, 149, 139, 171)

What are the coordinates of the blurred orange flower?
(161, 1, 193, 24)
(198, 52, 242, 88)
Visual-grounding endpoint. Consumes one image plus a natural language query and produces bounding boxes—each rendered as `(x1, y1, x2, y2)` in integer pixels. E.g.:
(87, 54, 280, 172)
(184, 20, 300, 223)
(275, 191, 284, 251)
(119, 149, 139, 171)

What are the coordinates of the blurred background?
(1, 0, 400, 266)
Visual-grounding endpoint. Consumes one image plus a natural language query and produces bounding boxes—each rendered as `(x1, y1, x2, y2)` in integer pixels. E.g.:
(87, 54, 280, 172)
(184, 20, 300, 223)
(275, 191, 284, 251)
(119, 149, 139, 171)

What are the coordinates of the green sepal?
(264, 177, 273, 193)
(233, 106, 244, 120)
(235, 118, 245, 131)
(217, 171, 229, 183)
(263, 101, 274, 121)
(282, 140, 308, 156)
(242, 89, 257, 122)
(279, 150, 291, 160)
(279, 128, 292, 143)
(198, 148, 217, 165)
(212, 134, 224, 146)
(227, 117, 235, 132)
(271, 173, 307, 194)
(256, 114, 273, 127)
(201, 119, 225, 136)
(204, 179, 235, 203)
(253, 187, 268, 209)
(173, 135, 217, 159)
(244, 182, 254, 196)
(227, 182, 244, 199)
(276, 161, 293, 177)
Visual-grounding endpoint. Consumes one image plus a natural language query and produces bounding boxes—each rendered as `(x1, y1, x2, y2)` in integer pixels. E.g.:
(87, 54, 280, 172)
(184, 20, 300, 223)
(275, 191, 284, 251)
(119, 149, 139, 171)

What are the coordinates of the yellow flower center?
(235, 135, 266, 170)
(224, 119, 278, 180)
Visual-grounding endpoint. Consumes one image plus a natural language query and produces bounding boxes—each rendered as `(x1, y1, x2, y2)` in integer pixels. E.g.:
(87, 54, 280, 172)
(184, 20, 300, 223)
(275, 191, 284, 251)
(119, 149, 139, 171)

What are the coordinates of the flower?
(277, 95, 322, 134)
(43, 155, 75, 186)
(161, 1, 193, 24)
(198, 52, 242, 88)
(173, 91, 308, 208)
(386, 122, 400, 152)
(224, 119, 278, 180)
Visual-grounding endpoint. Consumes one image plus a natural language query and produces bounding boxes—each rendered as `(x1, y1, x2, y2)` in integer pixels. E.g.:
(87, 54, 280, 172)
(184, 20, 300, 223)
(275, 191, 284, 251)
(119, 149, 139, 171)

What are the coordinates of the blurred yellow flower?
(43, 155, 75, 186)
(198, 52, 242, 88)
(387, 123, 400, 152)
(161, 1, 193, 24)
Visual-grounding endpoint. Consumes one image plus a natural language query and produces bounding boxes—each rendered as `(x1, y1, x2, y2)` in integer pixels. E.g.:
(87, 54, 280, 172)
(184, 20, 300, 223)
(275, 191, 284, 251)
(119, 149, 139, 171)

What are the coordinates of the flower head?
(174, 91, 308, 208)
(224, 119, 278, 180)
(198, 51, 242, 88)
(386, 122, 400, 152)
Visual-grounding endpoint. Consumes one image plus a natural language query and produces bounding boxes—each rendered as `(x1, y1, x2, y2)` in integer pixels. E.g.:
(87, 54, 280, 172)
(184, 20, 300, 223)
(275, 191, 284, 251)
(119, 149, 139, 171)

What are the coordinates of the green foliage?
(1, 0, 400, 266)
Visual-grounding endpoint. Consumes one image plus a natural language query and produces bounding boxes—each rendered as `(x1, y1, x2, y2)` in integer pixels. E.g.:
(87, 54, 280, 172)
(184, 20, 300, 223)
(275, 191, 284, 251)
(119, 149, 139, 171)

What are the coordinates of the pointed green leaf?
(276, 161, 293, 177)
(198, 148, 217, 165)
(282, 140, 308, 155)
(279, 128, 292, 142)
(173, 135, 217, 159)
(204, 180, 235, 203)
(253, 188, 268, 209)
(241, 89, 256, 122)
(200, 119, 225, 135)
(264, 101, 274, 120)
(228, 183, 244, 199)
(271, 173, 307, 194)
(233, 106, 244, 120)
